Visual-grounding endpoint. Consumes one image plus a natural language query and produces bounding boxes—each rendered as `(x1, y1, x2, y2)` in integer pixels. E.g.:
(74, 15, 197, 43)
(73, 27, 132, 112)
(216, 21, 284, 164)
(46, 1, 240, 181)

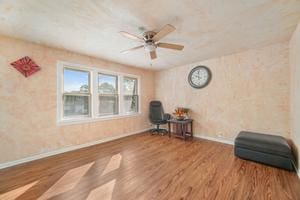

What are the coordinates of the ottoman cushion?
(235, 131, 292, 158)
(235, 131, 294, 171)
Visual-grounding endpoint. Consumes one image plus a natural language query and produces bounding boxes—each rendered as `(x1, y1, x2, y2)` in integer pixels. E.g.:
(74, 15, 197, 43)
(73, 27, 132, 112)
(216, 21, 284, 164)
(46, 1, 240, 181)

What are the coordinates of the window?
(57, 62, 140, 124)
(123, 77, 138, 113)
(63, 68, 90, 118)
(98, 73, 119, 116)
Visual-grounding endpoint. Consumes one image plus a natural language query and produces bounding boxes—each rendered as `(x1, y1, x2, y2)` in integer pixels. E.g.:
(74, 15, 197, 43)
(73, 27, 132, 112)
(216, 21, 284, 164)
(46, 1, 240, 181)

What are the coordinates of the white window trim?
(57, 61, 141, 126)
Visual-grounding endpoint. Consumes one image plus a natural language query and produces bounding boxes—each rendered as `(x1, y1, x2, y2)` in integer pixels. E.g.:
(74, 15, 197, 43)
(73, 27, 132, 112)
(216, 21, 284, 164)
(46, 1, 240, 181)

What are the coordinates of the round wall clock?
(188, 66, 212, 89)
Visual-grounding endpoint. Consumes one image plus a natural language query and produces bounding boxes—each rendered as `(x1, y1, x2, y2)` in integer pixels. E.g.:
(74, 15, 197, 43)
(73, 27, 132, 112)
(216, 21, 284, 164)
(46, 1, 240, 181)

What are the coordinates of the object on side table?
(234, 131, 295, 171)
(149, 101, 171, 135)
(173, 107, 189, 120)
(11, 56, 41, 77)
(168, 119, 193, 140)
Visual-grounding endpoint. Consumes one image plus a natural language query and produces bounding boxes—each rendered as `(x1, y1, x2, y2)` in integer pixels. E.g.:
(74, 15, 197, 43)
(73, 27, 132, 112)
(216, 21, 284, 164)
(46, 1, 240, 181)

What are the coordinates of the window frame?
(57, 61, 141, 125)
(62, 67, 91, 119)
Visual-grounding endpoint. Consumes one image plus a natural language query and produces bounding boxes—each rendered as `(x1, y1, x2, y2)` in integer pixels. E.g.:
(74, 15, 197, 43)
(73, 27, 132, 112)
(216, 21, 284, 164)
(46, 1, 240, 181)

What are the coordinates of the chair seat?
(151, 119, 167, 124)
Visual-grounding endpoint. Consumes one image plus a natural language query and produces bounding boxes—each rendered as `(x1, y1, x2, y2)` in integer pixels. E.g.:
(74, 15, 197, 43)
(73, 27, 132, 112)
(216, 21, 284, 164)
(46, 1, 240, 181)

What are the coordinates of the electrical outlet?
(217, 133, 223, 138)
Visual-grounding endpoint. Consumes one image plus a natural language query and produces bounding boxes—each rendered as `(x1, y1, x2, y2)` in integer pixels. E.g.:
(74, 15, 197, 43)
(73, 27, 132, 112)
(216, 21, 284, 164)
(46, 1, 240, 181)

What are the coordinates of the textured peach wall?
(155, 42, 290, 141)
(0, 35, 155, 164)
(290, 22, 300, 171)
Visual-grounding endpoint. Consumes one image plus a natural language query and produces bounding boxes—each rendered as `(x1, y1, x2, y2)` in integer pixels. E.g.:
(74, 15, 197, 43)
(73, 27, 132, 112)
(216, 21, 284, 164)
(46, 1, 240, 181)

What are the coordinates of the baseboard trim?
(0, 128, 150, 170)
(194, 135, 234, 145)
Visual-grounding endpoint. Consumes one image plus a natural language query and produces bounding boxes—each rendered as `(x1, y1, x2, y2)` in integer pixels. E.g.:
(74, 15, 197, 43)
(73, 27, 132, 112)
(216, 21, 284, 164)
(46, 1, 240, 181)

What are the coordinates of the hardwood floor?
(0, 132, 299, 200)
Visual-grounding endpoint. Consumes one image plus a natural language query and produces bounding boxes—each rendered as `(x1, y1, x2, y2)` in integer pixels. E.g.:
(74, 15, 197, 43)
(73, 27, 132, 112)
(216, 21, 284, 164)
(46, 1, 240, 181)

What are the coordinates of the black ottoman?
(234, 131, 295, 171)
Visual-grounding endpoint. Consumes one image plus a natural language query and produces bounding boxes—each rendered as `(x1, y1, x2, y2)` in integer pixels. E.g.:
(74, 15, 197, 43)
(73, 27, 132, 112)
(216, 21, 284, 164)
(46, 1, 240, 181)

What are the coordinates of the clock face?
(188, 66, 212, 89)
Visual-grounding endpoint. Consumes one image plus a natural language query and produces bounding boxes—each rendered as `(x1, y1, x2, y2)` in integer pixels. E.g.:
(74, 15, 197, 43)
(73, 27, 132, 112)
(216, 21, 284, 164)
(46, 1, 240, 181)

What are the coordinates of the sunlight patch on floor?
(102, 153, 122, 176)
(87, 179, 116, 200)
(39, 162, 94, 199)
(0, 180, 39, 200)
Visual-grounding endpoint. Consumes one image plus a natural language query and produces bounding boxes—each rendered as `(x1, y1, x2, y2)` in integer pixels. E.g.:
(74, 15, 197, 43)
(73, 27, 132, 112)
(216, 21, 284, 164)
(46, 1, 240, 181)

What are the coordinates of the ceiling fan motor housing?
(143, 31, 156, 41)
(143, 31, 156, 52)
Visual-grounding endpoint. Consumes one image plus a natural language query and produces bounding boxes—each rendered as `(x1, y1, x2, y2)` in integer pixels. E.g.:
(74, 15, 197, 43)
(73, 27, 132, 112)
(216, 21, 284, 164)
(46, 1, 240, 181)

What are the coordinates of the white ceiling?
(0, 0, 299, 70)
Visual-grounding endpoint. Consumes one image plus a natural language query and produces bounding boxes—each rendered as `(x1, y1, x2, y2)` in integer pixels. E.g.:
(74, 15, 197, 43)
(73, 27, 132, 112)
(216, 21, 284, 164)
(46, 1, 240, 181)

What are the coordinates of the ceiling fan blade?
(150, 51, 157, 60)
(119, 31, 144, 42)
(152, 24, 176, 41)
(121, 45, 144, 54)
(157, 43, 184, 51)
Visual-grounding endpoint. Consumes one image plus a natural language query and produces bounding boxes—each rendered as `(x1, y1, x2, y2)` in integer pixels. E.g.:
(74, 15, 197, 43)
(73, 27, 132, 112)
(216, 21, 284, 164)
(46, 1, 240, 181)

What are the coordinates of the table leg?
(191, 121, 193, 139)
(183, 124, 186, 140)
(168, 122, 171, 138)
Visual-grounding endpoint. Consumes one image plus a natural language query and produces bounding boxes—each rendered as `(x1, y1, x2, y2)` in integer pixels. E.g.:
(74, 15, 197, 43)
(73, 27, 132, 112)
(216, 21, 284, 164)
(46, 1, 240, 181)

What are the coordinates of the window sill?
(57, 113, 141, 126)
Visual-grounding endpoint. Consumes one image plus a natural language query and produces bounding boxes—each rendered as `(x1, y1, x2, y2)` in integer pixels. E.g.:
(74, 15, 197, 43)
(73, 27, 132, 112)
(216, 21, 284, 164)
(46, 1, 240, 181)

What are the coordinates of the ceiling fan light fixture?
(144, 42, 156, 52)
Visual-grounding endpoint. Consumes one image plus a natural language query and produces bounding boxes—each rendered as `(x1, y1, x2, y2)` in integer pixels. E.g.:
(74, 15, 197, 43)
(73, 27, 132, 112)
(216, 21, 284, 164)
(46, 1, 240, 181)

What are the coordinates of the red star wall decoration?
(11, 56, 41, 77)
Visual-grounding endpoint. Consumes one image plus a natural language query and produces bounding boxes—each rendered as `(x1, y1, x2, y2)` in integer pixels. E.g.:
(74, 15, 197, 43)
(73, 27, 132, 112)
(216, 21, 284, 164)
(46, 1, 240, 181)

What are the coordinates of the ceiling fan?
(119, 24, 184, 60)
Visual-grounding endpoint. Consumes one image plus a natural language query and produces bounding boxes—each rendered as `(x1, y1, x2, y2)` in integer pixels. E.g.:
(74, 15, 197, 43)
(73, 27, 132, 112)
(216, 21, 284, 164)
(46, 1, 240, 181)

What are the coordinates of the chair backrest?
(149, 101, 164, 123)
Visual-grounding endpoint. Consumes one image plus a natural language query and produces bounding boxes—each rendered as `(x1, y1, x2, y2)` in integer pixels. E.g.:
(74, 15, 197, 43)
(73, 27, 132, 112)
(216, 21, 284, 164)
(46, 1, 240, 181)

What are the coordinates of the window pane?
(99, 74, 118, 94)
(64, 68, 90, 93)
(123, 77, 137, 95)
(99, 95, 119, 116)
(63, 95, 89, 117)
(124, 95, 138, 113)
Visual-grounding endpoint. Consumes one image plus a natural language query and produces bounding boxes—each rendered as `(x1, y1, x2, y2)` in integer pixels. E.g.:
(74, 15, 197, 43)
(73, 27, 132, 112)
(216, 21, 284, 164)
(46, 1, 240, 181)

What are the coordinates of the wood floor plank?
(0, 133, 299, 200)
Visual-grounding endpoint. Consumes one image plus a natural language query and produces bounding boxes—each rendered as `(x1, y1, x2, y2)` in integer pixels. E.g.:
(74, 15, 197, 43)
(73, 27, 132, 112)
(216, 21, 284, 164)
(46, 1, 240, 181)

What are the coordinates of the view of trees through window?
(123, 77, 138, 113)
(98, 74, 118, 116)
(63, 68, 89, 93)
(63, 95, 89, 117)
(63, 68, 90, 117)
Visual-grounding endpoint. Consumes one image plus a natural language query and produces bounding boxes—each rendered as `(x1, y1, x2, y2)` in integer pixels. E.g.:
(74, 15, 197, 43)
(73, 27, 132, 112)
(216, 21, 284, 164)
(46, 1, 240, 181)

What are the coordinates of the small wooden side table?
(167, 119, 193, 140)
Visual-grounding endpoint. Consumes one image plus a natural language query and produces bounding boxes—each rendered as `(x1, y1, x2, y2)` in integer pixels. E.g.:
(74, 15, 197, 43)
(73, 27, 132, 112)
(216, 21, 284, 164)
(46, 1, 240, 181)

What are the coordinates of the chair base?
(150, 124, 168, 136)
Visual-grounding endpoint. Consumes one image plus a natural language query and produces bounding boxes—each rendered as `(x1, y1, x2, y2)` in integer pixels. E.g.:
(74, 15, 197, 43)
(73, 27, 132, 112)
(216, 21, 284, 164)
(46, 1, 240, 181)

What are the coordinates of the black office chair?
(149, 101, 171, 135)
